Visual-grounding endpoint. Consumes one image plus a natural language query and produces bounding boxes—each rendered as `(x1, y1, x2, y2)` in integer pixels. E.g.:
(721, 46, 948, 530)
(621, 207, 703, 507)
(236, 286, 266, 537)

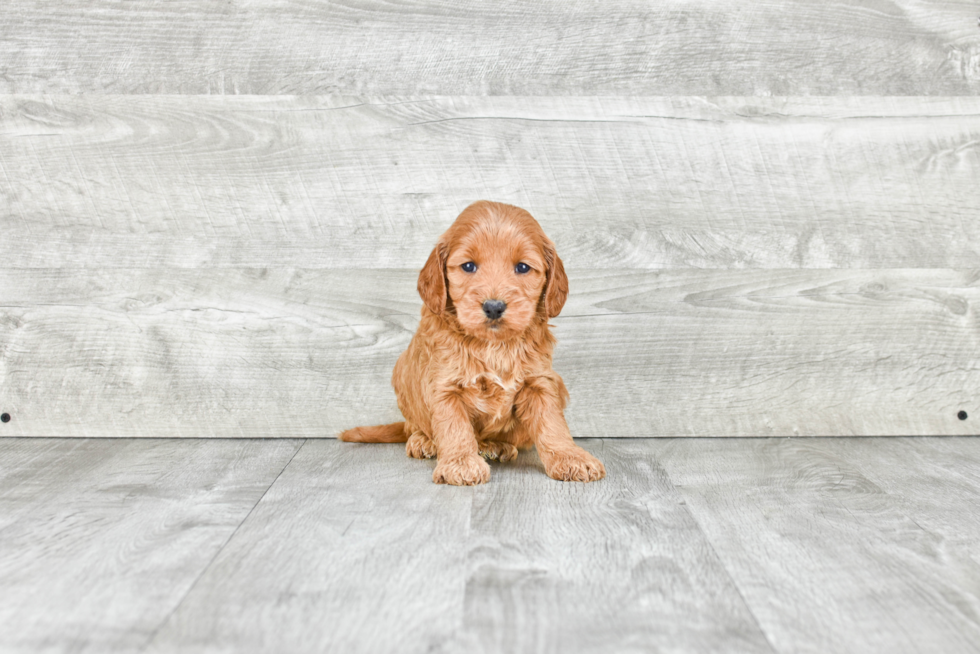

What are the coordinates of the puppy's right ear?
(417, 243, 448, 314)
(542, 239, 568, 318)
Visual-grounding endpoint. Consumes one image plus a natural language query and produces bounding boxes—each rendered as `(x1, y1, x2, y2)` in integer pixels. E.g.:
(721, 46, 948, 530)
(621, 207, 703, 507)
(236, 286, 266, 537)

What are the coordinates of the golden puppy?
(340, 201, 605, 486)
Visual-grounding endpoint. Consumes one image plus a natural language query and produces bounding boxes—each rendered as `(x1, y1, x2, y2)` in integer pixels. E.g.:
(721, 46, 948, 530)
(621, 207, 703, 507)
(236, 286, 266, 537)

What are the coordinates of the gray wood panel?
(2, 268, 976, 438)
(4, 438, 980, 651)
(0, 437, 302, 654)
(658, 438, 980, 654)
(456, 440, 773, 654)
(2, 95, 979, 269)
(803, 437, 980, 566)
(144, 439, 476, 654)
(146, 439, 775, 654)
(1, 1, 978, 95)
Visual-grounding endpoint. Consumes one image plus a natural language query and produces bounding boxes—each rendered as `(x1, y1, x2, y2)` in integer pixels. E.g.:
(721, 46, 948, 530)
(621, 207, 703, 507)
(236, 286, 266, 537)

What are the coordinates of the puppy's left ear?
(543, 240, 568, 318)
(418, 242, 448, 314)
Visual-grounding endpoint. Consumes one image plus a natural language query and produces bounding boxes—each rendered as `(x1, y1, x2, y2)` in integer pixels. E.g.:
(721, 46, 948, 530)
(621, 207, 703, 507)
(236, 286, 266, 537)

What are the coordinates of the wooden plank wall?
(1, 1, 978, 437)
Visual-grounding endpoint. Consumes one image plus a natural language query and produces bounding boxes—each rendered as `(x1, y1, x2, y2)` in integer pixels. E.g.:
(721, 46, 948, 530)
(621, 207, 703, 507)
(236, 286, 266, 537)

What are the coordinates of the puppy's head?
(418, 201, 567, 340)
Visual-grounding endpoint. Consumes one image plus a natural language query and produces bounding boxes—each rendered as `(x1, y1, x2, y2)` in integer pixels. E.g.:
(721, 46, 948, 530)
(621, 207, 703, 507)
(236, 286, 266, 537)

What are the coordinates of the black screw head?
(0, 413, 9, 423)
(958, 410, 968, 421)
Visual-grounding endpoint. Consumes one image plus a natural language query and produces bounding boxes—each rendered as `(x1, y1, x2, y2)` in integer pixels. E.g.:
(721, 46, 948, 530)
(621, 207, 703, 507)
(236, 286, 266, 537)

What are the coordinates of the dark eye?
(515, 262, 531, 274)
(461, 262, 477, 273)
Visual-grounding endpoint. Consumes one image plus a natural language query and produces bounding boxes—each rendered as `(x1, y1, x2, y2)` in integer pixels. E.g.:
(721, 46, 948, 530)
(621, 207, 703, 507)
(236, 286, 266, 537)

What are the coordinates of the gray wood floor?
(3, 436, 980, 654)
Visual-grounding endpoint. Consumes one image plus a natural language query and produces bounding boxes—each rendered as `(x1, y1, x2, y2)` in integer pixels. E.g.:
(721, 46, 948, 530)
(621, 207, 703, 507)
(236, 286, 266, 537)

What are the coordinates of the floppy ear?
(543, 240, 568, 318)
(417, 243, 448, 314)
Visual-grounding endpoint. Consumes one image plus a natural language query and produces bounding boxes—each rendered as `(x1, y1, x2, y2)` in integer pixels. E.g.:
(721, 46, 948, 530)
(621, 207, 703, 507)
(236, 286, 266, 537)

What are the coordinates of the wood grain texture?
(3, 438, 980, 651)
(1, 0, 978, 95)
(146, 439, 775, 654)
(456, 440, 774, 654)
(0, 437, 302, 654)
(2, 268, 976, 438)
(658, 437, 980, 654)
(801, 437, 980, 567)
(2, 95, 979, 269)
(144, 439, 476, 654)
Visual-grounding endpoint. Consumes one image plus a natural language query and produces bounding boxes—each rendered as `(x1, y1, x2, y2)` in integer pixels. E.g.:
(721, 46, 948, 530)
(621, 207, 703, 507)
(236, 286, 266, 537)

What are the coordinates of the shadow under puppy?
(340, 201, 605, 485)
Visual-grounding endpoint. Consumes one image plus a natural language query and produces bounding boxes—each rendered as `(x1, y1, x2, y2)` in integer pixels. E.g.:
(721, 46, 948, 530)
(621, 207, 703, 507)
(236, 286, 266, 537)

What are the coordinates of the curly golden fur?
(340, 201, 605, 485)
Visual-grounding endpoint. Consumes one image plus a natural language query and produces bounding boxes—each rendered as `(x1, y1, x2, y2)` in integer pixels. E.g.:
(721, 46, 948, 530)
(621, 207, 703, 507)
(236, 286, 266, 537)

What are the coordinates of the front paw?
(542, 446, 606, 482)
(433, 454, 491, 486)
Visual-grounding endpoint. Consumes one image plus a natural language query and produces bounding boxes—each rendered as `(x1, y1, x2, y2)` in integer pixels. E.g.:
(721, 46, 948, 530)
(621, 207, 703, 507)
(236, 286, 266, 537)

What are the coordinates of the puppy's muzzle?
(482, 299, 507, 320)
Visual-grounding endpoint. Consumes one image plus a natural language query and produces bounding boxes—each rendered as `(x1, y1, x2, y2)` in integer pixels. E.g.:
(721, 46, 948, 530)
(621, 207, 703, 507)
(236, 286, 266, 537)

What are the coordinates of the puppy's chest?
(457, 367, 522, 427)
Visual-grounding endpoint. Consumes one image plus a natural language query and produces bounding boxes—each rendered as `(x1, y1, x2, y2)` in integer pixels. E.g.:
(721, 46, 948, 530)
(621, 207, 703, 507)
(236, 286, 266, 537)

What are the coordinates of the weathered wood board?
(145, 439, 775, 654)
(1, 96, 979, 269)
(0, 437, 301, 654)
(658, 437, 980, 653)
(2, 268, 976, 438)
(144, 439, 477, 654)
(5, 438, 980, 652)
(1, 0, 978, 95)
(824, 437, 980, 566)
(454, 440, 773, 654)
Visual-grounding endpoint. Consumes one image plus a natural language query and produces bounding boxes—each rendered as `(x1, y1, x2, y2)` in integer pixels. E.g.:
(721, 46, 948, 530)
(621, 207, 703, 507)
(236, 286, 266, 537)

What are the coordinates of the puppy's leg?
(516, 376, 605, 482)
(430, 393, 490, 486)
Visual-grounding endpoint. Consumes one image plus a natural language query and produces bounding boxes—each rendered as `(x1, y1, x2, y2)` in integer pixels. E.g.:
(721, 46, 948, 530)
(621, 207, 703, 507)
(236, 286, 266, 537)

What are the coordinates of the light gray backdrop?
(1, 1, 978, 437)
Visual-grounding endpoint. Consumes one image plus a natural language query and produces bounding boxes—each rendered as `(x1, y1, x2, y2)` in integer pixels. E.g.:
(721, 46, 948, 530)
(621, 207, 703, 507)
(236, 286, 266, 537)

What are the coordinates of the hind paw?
(478, 440, 519, 462)
(406, 431, 436, 459)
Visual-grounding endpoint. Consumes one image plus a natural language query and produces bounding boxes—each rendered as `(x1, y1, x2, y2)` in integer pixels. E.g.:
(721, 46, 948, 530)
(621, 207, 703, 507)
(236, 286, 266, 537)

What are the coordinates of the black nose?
(482, 299, 507, 320)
